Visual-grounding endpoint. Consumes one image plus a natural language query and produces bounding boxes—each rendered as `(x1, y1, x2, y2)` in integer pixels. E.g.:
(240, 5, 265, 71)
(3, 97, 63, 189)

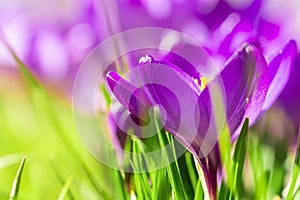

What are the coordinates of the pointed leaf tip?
(9, 156, 26, 200)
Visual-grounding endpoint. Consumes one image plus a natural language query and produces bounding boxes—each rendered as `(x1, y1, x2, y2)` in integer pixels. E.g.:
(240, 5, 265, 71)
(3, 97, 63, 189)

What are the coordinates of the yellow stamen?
(200, 77, 208, 92)
(193, 78, 199, 86)
(192, 76, 209, 92)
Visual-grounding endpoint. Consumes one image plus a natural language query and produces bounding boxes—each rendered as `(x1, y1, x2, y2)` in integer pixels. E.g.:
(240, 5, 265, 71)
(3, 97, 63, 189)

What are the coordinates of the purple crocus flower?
(106, 33, 297, 197)
(106, 43, 267, 197)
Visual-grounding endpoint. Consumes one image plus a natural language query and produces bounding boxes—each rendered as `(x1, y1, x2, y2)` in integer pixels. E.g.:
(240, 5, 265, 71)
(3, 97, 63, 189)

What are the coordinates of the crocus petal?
(262, 40, 297, 111)
(217, 43, 268, 137)
(107, 107, 128, 151)
(242, 46, 269, 126)
(106, 71, 151, 123)
(106, 58, 205, 152)
(163, 51, 200, 79)
(132, 61, 199, 139)
(279, 53, 300, 133)
(198, 147, 220, 200)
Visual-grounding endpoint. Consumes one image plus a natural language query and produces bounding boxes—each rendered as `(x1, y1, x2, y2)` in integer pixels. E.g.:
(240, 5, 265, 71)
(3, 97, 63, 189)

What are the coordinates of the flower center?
(193, 76, 209, 92)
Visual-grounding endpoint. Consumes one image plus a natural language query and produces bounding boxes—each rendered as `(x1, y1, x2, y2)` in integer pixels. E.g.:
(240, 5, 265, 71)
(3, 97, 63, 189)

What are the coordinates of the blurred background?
(0, 0, 300, 199)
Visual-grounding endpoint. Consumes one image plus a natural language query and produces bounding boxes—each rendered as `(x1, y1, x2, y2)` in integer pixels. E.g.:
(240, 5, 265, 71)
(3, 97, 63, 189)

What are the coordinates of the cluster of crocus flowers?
(106, 38, 296, 198)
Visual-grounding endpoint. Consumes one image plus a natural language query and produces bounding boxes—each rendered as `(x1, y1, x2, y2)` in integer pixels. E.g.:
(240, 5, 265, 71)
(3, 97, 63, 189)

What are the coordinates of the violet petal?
(262, 40, 297, 111)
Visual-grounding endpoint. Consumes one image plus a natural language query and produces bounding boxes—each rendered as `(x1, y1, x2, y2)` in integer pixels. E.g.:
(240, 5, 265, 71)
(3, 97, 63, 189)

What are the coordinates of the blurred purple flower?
(279, 53, 300, 134)
(0, 0, 107, 92)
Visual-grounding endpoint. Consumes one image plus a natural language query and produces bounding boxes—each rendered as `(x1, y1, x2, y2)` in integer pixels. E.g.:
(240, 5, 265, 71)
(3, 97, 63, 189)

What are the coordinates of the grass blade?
(57, 176, 74, 200)
(232, 118, 249, 189)
(248, 135, 268, 199)
(218, 123, 232, 179)
(286, 130, 300, 200)
(154, 108, 187, 200)
(176, 153, 195, 199)
(225, 118, 249, 199)
(9, 156, 26, 200)
(194, 178, 204, 200)
(131, 137, 152, 200)
(185, 152, 198, 191)
(0, 34, 40, 89)
(151, 168, 172, 199)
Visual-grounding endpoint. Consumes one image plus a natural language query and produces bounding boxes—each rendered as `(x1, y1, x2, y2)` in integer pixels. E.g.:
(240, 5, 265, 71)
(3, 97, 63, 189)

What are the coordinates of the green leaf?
(151, 168, 172, 199)
(154, 108, 187, 200)
(219, 123, 232, 178)
(57, 176, 74, 200)
(286, 132, 300, 200)
(0, 36, 40, 89)
(294, 131, 300, 166)
(267, 141, 286, 198)
(232, 118, 249, 186)
(248, 135, 267, 200)
(194, 178, 204, 200)
(131, 137, 152, 200)
(51, 160, 77, 200)
(100, 84, 112, 108)
(218, 123, 232, 200)
(171, 153, 194, 199)
(185, 152, 198, 192)
(9, 156, 26, 200)
(225, 118, 249, 199)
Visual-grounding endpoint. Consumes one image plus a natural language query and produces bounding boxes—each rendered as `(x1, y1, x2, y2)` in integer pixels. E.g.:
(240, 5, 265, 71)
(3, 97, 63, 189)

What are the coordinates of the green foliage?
(219, 119, 249, 199)
(286, 134, 300, 200)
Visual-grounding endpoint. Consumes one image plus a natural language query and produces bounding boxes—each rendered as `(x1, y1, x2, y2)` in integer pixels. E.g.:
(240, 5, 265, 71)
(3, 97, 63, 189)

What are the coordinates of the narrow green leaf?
(51, 160, 77, 200)
(100, 84, 112, 108)
(154, 108, 187, 200)
(81, 164, 110, 199)
(267, 141, 286, 198)
(232, 118, 249, 185)
(151, 168, 172, 199)
(248, 135, 267, 200)
(57, 176, 74, 200)
(0, 35, 40, 89)
(9, 156, 26, 200)
(194, 177, 204, 200)
(219, 123, 232, 178)
(292, 186, 300, 200)
(286, 132, 300, 200)
(185, 152, 198, 191)
(218, 181, 228, 200)
(176, 153, 195, 199)
(165, 132, 194, 198)
(225, 118, 249, 199)
(294, 131, 300, 165)
(286, 165, 299, 200)
(131, 137, 152, 200)
(113, 169, 129, 200)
